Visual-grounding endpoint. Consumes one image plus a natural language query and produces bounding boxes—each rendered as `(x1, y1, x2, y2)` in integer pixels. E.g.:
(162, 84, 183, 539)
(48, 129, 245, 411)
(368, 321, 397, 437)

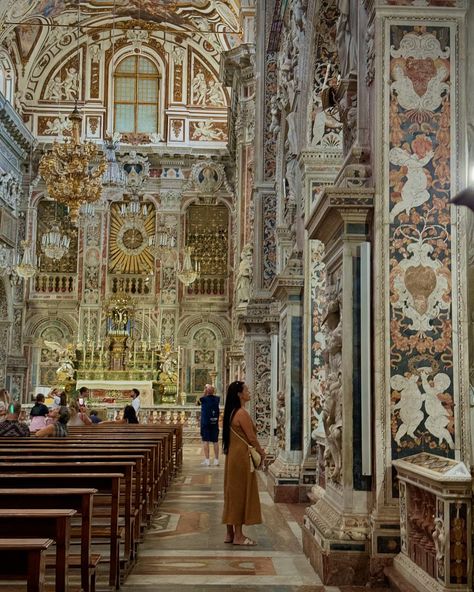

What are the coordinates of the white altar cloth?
(75, 380, 154, 406)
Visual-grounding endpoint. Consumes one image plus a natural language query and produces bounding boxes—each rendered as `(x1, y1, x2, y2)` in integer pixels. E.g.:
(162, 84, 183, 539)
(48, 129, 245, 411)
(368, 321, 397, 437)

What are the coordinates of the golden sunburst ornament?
(109, 202, 155, 274)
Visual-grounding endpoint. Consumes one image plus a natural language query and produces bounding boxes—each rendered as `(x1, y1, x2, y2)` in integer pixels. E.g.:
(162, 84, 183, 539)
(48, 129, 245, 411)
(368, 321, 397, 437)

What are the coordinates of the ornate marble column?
(302, 187, 374, 585)
(370, 0, 471, 588)
(266, 251, 305, 501)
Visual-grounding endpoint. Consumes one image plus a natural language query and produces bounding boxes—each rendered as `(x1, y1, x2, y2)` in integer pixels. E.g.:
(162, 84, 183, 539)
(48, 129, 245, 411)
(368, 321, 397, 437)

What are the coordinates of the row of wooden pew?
(0, 423, 183, 592)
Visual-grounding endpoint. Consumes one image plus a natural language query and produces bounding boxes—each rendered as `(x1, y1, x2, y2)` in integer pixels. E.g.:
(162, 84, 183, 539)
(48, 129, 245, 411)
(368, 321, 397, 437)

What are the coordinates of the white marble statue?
(420, 369, 454, 449)
(191, 72, 207, 105)
(235, 243, 253, 304)
(336, 0, 357, 79)
(391, 374, 424, 445)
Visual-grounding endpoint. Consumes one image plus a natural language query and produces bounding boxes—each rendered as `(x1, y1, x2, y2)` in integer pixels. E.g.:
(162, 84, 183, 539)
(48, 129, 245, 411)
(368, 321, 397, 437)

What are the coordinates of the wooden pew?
(0, 461, 135, 568)
(0, 509, 75, 592)
(0, 538, 53, 592)
(0, 444, 155, 521)
(0, 453, 146, 542)
(0, 489, 96, 592)
(0, 474, 122, 589)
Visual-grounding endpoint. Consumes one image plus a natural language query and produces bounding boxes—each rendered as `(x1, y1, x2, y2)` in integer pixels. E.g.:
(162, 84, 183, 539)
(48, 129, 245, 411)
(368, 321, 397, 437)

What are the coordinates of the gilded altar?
(75, 293, 180, 405)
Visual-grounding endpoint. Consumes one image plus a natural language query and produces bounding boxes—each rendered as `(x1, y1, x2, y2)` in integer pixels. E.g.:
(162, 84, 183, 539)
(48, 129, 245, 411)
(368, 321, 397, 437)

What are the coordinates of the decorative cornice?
(0, 93, 36, 157)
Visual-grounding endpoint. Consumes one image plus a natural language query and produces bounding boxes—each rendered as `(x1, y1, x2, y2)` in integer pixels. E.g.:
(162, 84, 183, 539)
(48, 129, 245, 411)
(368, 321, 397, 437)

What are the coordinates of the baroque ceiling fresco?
(1, 0, 241, 47)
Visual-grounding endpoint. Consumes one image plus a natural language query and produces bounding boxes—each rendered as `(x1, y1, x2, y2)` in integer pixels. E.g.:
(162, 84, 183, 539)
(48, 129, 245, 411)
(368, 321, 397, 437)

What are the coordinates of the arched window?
(114, 56, 160, 134)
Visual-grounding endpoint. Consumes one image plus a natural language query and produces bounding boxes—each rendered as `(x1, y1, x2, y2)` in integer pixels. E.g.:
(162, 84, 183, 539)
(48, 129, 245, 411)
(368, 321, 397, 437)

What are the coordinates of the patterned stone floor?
(121, 446, 383, 592)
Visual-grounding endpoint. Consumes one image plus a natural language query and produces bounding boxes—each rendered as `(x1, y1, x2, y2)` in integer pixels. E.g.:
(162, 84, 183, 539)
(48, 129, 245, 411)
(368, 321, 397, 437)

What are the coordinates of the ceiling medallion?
(39, 106, 107, 225)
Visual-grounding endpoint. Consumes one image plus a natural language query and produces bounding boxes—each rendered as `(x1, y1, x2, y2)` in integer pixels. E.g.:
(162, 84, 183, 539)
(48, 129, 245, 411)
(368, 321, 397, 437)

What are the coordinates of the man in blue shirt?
(199, 384, 220, 466)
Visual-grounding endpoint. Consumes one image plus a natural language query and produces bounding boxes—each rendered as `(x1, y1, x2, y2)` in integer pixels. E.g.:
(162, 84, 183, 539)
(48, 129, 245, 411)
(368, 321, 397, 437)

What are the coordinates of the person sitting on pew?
(35, 409, 69, 437)
(101, 404, 139, 425)
(0, 402, 30, 437)
(68, 400, 92, 426)
(0, 388, 10, 421)
(29, 393, 49, 433)
(89, 409, 102, 424)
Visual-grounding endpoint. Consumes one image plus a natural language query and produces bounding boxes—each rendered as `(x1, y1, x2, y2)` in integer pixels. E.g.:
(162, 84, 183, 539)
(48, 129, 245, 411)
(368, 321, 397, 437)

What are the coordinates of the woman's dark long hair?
(123, 405, 139, 424)
(222, 381, 244, 454)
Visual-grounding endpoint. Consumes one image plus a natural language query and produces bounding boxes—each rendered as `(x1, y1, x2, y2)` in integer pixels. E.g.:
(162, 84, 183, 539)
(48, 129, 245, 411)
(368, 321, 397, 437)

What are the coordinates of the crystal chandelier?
(41, 224, 70, 261)
(16, 240, 37, 279)
(177, 246, 200, 286)
(148, 221, 176, 260)
(39, 106, 107, 225)
(120, 202, 148, 226)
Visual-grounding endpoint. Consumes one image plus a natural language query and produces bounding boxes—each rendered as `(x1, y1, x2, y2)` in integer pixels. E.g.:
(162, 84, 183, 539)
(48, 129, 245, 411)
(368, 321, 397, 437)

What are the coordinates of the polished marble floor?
(122, 446, 381, 592)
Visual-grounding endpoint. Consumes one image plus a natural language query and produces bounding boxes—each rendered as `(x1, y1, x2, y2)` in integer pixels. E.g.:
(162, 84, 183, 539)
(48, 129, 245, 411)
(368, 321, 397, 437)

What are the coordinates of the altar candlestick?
(151, 348, 155, 370)
(133, 343, 137, 367)
(90, 343, 94, 367)
(177, 347, 180, 403)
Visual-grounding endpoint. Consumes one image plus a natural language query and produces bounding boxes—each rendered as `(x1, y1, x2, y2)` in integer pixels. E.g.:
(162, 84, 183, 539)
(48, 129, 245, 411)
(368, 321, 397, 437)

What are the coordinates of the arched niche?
(26, 317, 75, 391)
(0, 51, 15, 103)
(178, 314, 231, 398)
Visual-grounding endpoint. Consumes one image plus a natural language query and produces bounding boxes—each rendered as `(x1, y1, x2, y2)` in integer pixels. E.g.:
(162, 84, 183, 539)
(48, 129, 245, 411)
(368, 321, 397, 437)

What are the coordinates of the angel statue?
(44, 341, 76, 383)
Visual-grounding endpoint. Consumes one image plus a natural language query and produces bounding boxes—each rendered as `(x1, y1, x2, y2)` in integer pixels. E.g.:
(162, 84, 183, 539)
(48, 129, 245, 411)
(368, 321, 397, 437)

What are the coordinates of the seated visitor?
(0, 388, 10, 421)
(68, 400, 92, 426)
(101, 404, 139, 425)
(50, 390, 68, 414)
(89, 409, 102, 424)
(0, 402, 30, 437)
(35, 409, 69, 437)
(29, 393, 49, 432)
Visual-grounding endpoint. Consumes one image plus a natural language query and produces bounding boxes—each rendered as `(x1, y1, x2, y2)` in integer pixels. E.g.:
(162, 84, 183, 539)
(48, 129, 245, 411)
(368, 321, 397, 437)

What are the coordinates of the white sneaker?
(213, 459, 219, 466)
(201, 459, 210, 466)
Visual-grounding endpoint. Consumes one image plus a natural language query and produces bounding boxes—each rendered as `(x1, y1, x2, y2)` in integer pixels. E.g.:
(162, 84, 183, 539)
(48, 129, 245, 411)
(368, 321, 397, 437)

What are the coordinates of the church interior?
(0, 0, 474, 590)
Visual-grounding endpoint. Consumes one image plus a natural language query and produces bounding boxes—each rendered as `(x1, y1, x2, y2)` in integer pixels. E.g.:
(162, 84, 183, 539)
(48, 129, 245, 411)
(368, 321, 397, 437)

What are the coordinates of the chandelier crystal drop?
(148, 221, 176, 260)
(15, 240, 37, 279)
(176, 246, 199, 286)
(41, 225, 71, 261)
(38, 106, 107, 225)
(120, 201, 149, 225)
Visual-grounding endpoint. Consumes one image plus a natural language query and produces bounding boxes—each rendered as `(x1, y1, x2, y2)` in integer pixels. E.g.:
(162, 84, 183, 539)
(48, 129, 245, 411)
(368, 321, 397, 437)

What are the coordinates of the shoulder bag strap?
(230, 425, 251, 447)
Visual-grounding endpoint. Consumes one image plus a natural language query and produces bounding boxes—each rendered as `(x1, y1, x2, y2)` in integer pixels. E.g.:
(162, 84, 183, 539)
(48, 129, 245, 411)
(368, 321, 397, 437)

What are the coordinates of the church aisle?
(122, 447, 384, 592)
(122, 445, 321, 591)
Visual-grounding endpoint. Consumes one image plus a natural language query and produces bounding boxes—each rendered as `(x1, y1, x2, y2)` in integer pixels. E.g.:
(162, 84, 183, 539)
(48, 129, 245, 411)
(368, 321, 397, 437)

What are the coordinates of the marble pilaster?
(302, 187, 374, 585)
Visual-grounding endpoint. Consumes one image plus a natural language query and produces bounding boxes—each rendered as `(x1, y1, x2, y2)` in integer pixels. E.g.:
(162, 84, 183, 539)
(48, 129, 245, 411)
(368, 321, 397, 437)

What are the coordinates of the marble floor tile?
(120, 446, 343, 591)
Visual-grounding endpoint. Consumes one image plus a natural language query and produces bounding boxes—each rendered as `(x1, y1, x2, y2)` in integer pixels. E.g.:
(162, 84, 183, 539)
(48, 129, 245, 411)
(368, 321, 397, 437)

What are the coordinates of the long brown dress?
(222, 419, 262, 525)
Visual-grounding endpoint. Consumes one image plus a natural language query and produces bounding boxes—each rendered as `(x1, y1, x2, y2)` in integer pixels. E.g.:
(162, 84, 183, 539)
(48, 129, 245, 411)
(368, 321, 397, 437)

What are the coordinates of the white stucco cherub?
(419, 368, 454, 449)
(389, 134, 434, 223)
(391, 374, 424, 445)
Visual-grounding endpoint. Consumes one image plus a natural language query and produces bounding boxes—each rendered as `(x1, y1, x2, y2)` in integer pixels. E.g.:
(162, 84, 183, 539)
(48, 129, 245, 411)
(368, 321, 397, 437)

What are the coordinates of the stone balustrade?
(391, 453, 472, 592)
(108, 274, 153, 296)
(33, 273, 76, 296)
(187, 276, 226, 296)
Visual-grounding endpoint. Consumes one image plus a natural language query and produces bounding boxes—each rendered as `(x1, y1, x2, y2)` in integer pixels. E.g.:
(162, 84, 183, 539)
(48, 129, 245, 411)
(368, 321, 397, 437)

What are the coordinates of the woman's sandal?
(233, 537, 256, 546)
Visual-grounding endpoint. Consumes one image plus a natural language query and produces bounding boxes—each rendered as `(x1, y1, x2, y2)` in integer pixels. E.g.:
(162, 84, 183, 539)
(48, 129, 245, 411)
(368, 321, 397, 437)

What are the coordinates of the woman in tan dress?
(222, 380, 266, 546)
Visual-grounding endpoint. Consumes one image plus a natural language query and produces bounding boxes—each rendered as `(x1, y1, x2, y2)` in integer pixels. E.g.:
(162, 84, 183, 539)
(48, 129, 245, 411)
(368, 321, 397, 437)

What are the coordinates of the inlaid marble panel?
(386, 23, 458, 460)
